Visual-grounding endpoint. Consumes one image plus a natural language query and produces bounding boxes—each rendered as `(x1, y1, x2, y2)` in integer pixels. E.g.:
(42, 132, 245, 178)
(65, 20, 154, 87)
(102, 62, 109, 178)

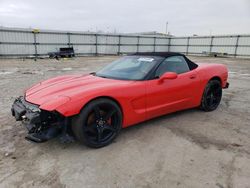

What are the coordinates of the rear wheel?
(200, 80, 222, 111)
(72, 98, 122, 148)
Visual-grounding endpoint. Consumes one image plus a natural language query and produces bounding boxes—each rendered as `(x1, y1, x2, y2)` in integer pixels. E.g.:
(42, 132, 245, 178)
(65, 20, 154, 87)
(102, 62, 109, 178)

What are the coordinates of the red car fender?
(50, 82, 147, 128)
(196, 63, 228, 90)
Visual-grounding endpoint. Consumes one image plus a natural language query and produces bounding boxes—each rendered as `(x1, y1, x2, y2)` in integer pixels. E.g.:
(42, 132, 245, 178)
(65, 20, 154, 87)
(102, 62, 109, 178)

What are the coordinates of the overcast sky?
(0, 0, 250, 36)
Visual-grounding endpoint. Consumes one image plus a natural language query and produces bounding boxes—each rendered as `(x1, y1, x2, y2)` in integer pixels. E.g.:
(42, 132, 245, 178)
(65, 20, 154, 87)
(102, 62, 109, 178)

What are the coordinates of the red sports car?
(11, 52, 229, 148)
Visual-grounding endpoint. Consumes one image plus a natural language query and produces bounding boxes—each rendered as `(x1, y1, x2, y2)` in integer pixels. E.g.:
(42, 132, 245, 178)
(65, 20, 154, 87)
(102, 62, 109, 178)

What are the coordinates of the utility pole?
(166, 22, 168, 35)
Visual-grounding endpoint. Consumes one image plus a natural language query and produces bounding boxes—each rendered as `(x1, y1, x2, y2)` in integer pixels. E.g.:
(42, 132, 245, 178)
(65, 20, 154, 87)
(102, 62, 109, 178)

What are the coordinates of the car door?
(145, 56, 200, 120)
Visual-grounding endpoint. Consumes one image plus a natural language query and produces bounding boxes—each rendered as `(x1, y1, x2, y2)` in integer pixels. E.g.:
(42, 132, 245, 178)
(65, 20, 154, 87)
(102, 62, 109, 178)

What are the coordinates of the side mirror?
(159, 72, 178, 83)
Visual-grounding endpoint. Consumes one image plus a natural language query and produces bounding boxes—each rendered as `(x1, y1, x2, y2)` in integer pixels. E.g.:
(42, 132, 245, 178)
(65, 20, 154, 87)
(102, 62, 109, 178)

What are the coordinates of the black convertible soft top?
(132, 52, 183, 58)
(132, 52, 198, 70)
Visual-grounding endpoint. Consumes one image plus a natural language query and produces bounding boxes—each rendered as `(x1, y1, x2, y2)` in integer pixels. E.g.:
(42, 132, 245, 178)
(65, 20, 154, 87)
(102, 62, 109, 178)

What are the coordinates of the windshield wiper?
(98, 75, 108, 78)
(94, 73, 108, 78)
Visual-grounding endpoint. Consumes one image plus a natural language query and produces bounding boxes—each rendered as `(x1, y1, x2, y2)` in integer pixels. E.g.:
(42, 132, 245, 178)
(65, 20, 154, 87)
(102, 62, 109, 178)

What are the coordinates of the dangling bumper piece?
(11, 97, 66, 143)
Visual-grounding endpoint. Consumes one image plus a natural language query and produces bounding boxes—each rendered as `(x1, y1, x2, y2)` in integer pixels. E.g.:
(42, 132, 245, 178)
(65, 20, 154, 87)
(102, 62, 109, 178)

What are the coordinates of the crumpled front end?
(11, 96, 67, 143)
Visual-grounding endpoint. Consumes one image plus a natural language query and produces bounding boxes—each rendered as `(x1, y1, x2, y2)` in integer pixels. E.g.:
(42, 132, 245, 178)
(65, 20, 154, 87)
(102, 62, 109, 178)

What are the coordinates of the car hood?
(25, 74, 132, 106)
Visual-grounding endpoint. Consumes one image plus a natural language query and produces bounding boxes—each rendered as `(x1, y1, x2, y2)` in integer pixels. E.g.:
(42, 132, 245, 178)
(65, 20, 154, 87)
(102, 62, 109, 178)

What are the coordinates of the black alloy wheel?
(72, 98, 122, 148)
(200, 80, 222, 111)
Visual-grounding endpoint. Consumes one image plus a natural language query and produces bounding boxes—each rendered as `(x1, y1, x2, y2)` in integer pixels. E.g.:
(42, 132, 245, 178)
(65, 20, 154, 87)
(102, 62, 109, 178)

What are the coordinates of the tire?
(71, 98, 122, 148)
(200, 80, 222, 111)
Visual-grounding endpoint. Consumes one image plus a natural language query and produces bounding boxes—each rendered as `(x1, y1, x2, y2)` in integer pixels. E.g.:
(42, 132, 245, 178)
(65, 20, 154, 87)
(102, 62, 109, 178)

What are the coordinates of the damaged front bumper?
(11, 96, 66, 143)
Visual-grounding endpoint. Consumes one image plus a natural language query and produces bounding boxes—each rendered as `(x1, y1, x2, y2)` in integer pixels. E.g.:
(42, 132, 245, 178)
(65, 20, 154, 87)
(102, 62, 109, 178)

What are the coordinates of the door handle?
(189, 75, 196, 79)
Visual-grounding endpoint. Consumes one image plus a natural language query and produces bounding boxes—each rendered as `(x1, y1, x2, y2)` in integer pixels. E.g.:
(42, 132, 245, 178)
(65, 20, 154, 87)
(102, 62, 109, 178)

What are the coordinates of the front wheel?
(200, 80, 222, 111)
(72, 98, 122, 148)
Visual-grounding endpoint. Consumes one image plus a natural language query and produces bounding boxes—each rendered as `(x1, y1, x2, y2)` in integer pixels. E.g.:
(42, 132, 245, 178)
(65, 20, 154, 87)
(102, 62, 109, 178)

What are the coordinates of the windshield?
(95, 56, 164, 80)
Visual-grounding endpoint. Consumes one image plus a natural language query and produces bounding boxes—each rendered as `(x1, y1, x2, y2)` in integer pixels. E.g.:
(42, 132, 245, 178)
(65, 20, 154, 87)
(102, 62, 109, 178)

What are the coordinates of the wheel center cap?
(98, 120, 104, 126)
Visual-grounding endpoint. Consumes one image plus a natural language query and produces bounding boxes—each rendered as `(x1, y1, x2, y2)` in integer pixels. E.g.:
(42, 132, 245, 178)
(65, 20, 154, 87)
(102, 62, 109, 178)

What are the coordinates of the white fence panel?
(155, 46, 168, 52)
(139, 37, 154, 44)
(236, 47, 250, 56)
(97, 36, 119, 44)
(0, 44, 35, 55)
(189, 37, 211, 45)
(98, 46, 118, 54)
(70, 34, 96, 44)
(169, 46, 186, 53)
(120, 46, 137, 53)
(120, 37, 137, 45)
(73, 45, 96, 54)
(188, 46, 210, 54)
(0, 31, 33, 43)
(155, 38, 169, 45)
(37, 33, 67, 44)
(170, 38, 188, 45)
(238, 36, 250, 45)
(138, 46, 154, 52)
(213, 37, 237, 45)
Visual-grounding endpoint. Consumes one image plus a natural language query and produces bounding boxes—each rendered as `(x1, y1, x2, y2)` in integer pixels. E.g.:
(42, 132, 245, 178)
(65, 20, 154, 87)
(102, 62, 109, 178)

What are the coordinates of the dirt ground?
(0, 55, 250, 188)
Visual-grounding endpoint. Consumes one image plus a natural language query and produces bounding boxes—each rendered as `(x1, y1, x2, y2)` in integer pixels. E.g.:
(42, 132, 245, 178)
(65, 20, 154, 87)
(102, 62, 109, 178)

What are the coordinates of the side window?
(155, 56, 190, 77)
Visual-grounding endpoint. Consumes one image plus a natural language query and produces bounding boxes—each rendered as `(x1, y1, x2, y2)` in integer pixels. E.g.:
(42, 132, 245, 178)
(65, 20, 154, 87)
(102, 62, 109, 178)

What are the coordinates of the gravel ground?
(0, 56, 250, 188)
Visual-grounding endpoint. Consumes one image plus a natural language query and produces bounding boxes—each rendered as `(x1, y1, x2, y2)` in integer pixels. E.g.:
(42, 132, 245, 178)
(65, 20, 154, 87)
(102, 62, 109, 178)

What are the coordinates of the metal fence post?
(95, 34, 98, 56)
(32, 31, 38, 61)
(209, 36, 214, 54)
(67, 32, 71, 47)
(234, 35, 240, 57)
(117, 35, 121, 55)
(186, 37, 190, 55)
(137, 36, 140, 53)
(168, 38, 171, 52)
(153, 37, 156, 52)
